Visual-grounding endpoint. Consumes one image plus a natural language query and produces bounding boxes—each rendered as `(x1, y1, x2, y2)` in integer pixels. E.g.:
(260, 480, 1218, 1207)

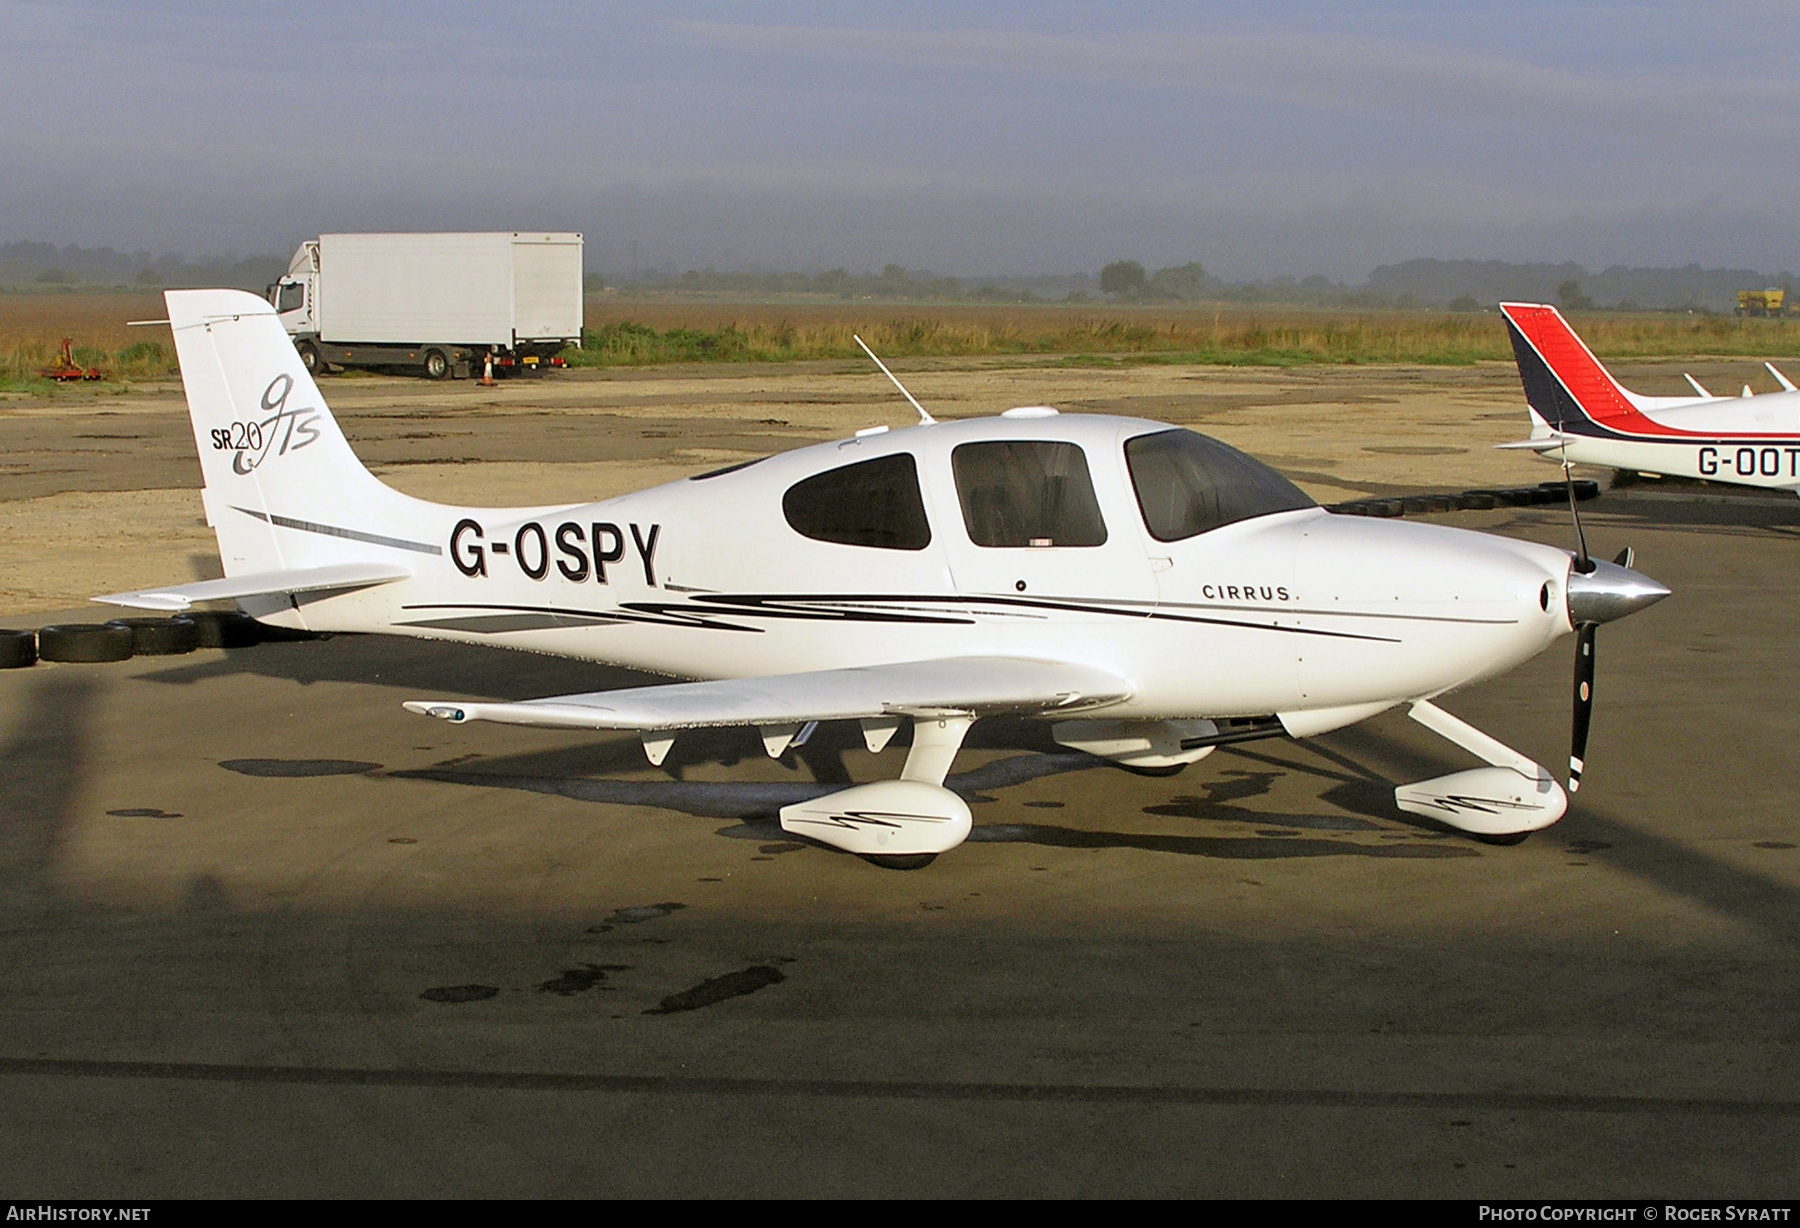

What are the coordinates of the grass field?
(7, 290, 1800, 388)
(575, 297, 1800, 368)
(0, 292, 171, 388)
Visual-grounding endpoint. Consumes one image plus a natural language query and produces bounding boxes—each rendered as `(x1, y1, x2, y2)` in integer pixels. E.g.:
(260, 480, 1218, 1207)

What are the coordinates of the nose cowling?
(1566, 558, 1670, 626)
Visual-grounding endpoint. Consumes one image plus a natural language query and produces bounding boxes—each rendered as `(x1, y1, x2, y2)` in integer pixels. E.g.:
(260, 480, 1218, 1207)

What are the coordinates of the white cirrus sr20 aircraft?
(1501, 300, 1800, 492)
(100, 289, 1670, 866)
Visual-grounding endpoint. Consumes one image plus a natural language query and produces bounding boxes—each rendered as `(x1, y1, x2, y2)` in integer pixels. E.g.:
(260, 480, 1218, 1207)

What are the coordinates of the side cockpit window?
(1125, 429, 1314, 542)
(952, 440, 1107, 547)
(275, 282, 305, 314)
(783, 452, 931, 550)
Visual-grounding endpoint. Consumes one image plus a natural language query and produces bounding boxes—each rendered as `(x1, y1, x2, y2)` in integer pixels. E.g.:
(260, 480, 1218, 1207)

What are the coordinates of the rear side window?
(952, 440, 1107, 547)
(1125, 429, 1314, 541)
(783, 453, 931, 550)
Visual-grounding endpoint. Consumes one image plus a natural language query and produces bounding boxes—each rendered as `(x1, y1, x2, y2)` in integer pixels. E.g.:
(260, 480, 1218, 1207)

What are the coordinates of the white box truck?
(266, 232, 583, 379)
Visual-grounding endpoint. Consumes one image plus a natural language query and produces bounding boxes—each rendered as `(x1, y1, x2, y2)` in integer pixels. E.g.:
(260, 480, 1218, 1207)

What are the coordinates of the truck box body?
(313, 232, 581, 347)
(271, 231, 583, 377)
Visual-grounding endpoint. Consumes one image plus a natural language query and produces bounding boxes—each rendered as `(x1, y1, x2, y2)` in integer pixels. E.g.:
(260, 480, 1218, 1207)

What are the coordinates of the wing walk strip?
(398, 594, 1420, 642)
(0, 1056, 1790, 1115)
(234, 506, 442, 555)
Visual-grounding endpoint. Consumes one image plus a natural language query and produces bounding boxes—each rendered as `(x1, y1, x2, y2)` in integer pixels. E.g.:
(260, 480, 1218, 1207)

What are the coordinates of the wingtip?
(403, 700, 467, 721)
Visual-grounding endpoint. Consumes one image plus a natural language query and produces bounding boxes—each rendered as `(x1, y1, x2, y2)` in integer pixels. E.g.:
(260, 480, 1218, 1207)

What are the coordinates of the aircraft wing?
(403, 656, 1131, 732)
(93, 562, 414, 611)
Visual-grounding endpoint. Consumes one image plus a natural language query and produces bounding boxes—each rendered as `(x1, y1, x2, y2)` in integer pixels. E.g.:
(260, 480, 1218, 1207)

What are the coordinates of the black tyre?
(104, 617, 199, 656)
(422, 349, 450, 380)
(185, 610, 261, 649)
(37, 623, 134, 663)
(296, 341, 322, 375)
(0, 629, 36, 669)
(861, 853, 938, 870)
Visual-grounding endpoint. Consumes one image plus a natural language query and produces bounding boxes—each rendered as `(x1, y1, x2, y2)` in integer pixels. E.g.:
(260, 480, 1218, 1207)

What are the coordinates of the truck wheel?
(422, 349, 450, 380)
(297, 341, 322, 374)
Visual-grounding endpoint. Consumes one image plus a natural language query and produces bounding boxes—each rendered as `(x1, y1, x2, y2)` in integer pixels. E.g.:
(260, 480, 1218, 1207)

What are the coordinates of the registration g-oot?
(103, 290, 1670, 866)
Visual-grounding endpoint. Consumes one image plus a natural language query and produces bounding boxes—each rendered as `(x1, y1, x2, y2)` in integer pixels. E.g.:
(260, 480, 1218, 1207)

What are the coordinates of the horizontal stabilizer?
(1493, 436, 1569, 452)
(93, 561, 413, 611)
(404, 656, 1131, 732)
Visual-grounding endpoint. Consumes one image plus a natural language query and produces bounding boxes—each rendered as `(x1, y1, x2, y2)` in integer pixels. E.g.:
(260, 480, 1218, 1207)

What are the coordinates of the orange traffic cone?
(479, 350, 496, 387)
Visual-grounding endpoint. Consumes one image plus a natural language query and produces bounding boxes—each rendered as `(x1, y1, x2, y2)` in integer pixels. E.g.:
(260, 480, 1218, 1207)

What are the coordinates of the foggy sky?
(5, 1, 1799, 280)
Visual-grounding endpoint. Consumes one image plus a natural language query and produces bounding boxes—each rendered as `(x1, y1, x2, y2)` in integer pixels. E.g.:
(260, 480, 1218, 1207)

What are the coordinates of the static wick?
(854, 334, 935, 425)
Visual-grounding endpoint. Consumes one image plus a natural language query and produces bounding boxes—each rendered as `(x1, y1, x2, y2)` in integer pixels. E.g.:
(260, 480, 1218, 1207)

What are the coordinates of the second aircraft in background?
(1502, 301, 1800, 493)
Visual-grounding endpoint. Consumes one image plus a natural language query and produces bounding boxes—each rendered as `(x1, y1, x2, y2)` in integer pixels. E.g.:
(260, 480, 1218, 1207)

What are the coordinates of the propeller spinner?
(1563, 546, 1670, 792)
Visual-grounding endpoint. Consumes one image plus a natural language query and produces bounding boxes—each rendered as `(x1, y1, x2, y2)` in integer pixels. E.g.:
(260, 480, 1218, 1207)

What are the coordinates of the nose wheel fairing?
(1395, 766, 1568, 835)
(1395, 699, 1568, 837)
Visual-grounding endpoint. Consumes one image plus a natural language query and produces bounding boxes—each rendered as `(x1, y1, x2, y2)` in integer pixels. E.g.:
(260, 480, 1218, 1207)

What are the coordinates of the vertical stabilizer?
(165, 288, 429, 577)
(1499, 302, 1640, 436)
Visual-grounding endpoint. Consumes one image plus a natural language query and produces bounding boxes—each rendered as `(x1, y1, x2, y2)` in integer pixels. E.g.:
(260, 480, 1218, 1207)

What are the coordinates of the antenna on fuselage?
(853, 335, 935, 425)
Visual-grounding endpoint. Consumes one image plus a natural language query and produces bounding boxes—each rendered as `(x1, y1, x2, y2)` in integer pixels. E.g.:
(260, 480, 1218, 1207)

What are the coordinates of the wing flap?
(404, 656, 1131, 732)
(93, 562, 413, 612)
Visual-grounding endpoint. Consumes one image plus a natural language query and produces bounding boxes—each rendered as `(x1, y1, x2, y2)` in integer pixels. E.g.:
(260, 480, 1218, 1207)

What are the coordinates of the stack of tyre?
(0, 611, 267, 669)
(1330, 480, 1601, 518)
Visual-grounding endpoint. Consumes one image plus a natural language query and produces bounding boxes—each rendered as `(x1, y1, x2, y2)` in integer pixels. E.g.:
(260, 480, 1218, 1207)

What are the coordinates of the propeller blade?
(1613, 545, 1635, 570)
(1565, 462, 1593, 573)
(1570, 622, 1598, 792)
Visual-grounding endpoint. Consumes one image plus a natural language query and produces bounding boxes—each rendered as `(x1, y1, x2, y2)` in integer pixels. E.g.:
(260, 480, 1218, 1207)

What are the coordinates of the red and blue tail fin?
(1500, 303, 1638, 438)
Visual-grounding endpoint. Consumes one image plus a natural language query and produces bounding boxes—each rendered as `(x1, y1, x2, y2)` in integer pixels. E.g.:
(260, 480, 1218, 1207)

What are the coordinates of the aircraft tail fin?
(1499, 302, 1639, 437)
(164, 289, 437, 579)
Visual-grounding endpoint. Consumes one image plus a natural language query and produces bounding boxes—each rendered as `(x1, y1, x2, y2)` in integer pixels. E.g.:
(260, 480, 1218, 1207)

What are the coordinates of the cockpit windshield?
(1125, 429, 1314, 542)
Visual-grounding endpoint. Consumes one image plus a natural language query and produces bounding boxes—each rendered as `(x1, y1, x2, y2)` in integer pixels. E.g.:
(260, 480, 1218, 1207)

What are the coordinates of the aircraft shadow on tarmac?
(1521, 491, 1800, 540)
(130, 631, 1576, 863)
(139, 633, 1478, 859)
(372, 711, 1480, 862)
(138, 631, 640, 698)
(6, 665, 1800, 954)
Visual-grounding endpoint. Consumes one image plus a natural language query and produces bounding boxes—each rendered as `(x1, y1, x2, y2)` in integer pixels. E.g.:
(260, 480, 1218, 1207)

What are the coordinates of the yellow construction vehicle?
(1737, 288, 1787, 316)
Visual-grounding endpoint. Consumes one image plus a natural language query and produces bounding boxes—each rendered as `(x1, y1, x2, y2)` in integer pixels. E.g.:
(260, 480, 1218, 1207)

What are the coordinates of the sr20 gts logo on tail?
(208, 373, 321, 473)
